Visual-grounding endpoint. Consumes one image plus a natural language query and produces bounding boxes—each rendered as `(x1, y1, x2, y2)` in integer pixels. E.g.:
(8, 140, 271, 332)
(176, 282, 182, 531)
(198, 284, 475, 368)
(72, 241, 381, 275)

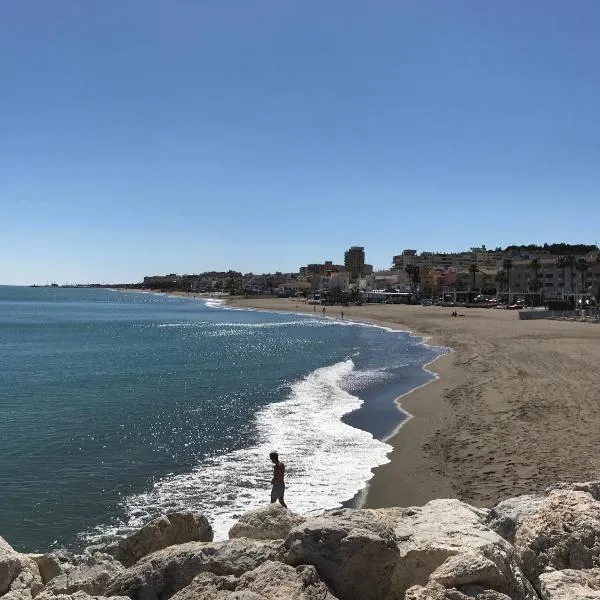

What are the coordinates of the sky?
(2, 1, 600, 284)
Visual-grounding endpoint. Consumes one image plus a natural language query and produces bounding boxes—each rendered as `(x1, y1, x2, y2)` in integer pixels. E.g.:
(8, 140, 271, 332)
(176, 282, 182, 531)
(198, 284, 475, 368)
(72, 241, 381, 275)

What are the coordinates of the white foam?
(154, 319, 332, 329)
(83, 358, 391, 543)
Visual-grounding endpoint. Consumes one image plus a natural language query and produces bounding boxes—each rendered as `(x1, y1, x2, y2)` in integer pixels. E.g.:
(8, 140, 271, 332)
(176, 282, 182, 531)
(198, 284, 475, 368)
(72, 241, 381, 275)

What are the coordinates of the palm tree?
(411, 265, 421, 292)
(502, 258, 513, 303)
(468, 263, 480, 295)
(565, 255, 576, 297)
(495, 270, 507, 295)
(556, 256, 567, 298)
(405, 264, 415, 291)
(575, 257, 590, 297)
(405, 264, 420, 298)
(530, 258, 541, 305)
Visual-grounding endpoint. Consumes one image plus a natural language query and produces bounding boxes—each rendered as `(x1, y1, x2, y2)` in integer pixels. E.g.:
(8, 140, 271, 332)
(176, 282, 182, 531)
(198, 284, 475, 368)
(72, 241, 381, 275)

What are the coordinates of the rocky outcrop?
(35, 551, 124, 596)
(169, 560, 338, 600)
(285, 507, 401, 600)
(93, 511, 213, 567)
(285, 500, 536, 600)
(514, 490, 600, 589)
(0, 536, 43, 599)
(106, 538, 283, 599)
(228, 503, 306, 540)
(15, 480, 600, 600)
(0, 536, 22, 595)
(538, 568, 600, 599)
(391, 499, 536, 600)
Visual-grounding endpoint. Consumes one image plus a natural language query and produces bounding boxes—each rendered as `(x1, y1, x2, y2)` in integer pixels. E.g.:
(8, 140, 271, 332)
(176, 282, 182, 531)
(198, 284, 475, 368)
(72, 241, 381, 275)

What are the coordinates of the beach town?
(137, 242, 600, 311)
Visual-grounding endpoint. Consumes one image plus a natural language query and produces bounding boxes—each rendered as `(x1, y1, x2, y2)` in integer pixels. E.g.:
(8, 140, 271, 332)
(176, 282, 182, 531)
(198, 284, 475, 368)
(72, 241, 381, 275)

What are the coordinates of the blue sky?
(2, 1, 600, 284)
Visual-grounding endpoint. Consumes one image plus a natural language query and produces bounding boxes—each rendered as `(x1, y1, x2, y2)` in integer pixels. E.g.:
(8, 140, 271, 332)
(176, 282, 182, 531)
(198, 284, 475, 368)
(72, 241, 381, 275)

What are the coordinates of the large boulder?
(0, 536, 22, 595)
(38, 551, 124, 596)
(403, 550, 529, 599)
(229, 504, 306, 541)
(170, 560, 338, 600)
(106, 538, 283, 600)
(514, 490, 600, 589)
(392, 501, 536, 600)
(0, 536, 43, 599)
(285, 501, 536, 600)
(538, 568, 600, 599)
(95, 511, 213, 567)
(285, 507, 401, 600)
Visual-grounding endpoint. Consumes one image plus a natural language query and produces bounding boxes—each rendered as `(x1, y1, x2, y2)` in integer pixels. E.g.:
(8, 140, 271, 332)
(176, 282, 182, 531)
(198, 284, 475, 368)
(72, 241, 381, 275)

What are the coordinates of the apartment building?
(392, 246, 501, 272)
(344, 246, 366, 281)
(506, 255, 600, 299)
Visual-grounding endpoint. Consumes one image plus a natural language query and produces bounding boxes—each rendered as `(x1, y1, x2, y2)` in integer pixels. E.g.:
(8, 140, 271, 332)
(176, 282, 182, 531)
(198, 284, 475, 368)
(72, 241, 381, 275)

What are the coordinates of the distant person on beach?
(269, 451, 287, 508)
(322, 306, 326, 313)
(341, 311, 344, 320)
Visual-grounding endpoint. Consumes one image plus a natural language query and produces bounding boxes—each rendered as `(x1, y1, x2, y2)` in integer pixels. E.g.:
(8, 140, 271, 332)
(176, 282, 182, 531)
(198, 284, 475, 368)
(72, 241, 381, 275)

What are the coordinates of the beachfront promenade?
(227, 297, 600, 510)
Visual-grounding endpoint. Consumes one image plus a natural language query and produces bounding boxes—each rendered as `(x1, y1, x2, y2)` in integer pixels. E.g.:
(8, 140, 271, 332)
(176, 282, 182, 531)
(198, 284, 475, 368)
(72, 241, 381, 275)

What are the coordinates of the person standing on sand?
(269, 451, 287, 508)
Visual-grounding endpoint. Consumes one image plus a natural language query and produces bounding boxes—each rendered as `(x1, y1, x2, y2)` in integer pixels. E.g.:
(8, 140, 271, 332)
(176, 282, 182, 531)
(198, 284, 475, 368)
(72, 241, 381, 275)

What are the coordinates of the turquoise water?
(0, 286, 443, 551)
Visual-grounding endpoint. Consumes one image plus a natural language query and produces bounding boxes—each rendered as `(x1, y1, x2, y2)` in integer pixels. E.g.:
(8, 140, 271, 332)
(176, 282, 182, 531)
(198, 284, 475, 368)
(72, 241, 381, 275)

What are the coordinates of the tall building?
(344, 246, 365, 281)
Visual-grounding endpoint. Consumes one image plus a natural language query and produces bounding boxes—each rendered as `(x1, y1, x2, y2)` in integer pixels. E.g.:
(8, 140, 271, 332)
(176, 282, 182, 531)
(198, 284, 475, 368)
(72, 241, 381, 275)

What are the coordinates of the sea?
(0, 286, 445, 552)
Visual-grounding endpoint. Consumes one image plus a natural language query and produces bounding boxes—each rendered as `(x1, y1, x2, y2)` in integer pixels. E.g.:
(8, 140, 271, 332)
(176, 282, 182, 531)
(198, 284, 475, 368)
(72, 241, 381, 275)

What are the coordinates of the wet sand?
(226, 297, 600, 509)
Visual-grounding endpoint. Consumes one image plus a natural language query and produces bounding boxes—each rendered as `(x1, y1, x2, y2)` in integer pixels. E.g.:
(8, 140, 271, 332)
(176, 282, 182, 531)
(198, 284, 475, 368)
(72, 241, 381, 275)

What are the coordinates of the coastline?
(224, 296, 600, 511)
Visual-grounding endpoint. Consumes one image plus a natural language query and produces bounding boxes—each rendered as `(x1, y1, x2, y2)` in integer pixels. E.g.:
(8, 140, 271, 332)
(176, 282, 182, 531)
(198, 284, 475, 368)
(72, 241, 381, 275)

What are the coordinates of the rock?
(0, 536, 22, 595)
(228, 504, 306, 541)
(170, 560, 339, 600)
(485, 495, 546, 544)
(514, 490, 600, 589)
(40, 551, 124, 596)
(106, 538, 283, 600)
(95, 511, 213, 567)
(405, 581, 512, 599)
(285, 501, 536, 600)
(430, 551, 505, 589)
(392, 500, 537, 600)
(405, 581, 449, 599)
(547, 480, 600, 501)
(35, 592, 130, 600)
(285, 507, 401, 600)
(29, 550, 73, 584)
(538, 568, 600, 599)
(0, 536, 43, 599)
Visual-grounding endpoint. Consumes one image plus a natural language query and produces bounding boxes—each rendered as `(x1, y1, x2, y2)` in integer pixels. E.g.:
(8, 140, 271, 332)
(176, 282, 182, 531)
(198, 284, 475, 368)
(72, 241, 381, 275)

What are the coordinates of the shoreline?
(222, 296, 459, 508)
(125, 289, 454, 506)
(224, 296, 600, 510)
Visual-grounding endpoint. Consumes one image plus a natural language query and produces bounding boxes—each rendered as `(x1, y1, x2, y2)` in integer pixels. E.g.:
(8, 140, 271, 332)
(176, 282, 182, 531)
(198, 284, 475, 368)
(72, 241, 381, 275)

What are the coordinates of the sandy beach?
(225, 297, 600, 510)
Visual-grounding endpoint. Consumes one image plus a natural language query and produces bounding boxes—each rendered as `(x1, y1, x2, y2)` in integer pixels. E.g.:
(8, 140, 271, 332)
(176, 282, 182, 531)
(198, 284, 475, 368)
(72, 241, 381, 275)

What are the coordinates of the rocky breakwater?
(5, 484, 600, 599)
